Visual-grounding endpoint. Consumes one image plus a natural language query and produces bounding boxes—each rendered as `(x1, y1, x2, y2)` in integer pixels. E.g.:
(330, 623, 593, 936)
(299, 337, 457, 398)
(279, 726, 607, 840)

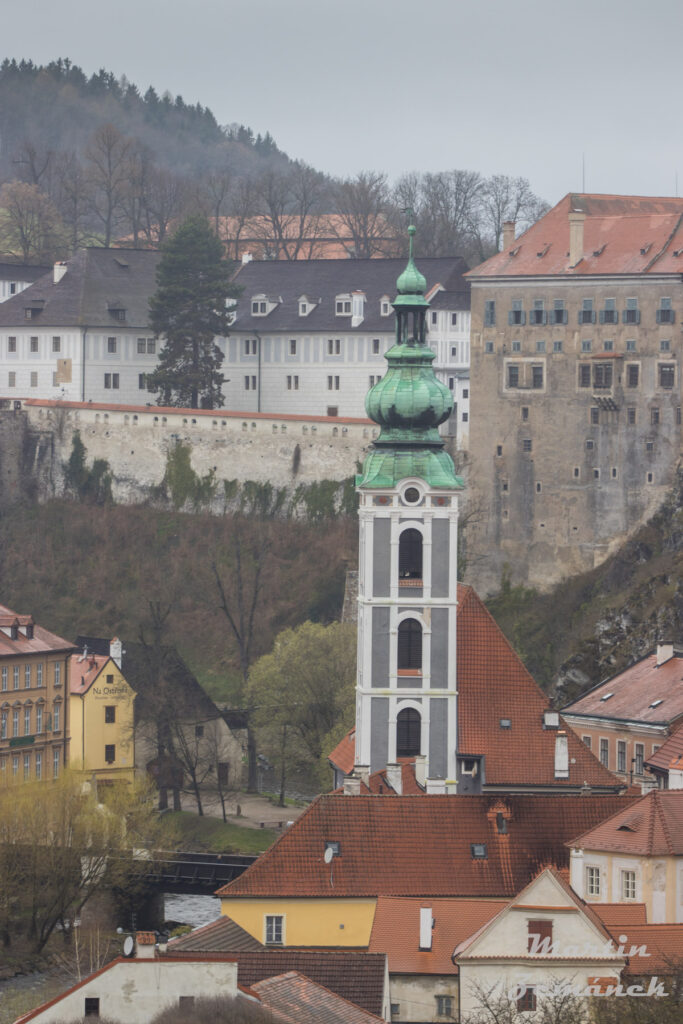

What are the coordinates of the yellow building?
(0, 603, 76, 782)
(69, 647, 135, 784)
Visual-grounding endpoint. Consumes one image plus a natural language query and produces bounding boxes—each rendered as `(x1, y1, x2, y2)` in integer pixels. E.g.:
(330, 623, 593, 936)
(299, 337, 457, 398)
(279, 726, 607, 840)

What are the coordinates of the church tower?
(354, 226, 464, 791)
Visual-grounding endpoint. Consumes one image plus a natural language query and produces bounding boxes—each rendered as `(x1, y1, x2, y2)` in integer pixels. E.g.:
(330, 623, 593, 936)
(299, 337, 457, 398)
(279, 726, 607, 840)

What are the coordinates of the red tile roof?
(592, 904, 648, 928)
(467, 194, 683, 278)
(563, 651, 683, 726)
(217, 793, 636, 899)
(456, 587, 620, 789)
(0, 603, 76, 658)
(369, 897, 506, 974)
(567, 790, 683, 855)
(163, 950, 387, 1017)
(646, 725, 683, 773)
(329, 730, 355, 775)
(252, 971, 385, 1024)
(617, 925, 683, 975)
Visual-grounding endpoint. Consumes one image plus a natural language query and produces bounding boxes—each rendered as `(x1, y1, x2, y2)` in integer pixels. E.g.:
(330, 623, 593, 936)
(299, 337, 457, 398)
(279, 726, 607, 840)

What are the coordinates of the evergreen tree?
(146, 216, 237, 409)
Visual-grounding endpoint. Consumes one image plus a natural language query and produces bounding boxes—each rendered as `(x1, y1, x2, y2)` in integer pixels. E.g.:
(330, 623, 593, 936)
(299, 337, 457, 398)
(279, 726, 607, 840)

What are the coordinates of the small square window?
(522, 439, 532, 452)
(585, 439, 594, 450)
(553, 340, 563, 352)
(485, 341, 494, 353)
(581, 340, 592, 353)
(660, 339, 671, 352)
(471, 843, 487, 859)
(511, 340, 521, 352)
(626, 339, 636, 352)
(105, 706, 116, 724)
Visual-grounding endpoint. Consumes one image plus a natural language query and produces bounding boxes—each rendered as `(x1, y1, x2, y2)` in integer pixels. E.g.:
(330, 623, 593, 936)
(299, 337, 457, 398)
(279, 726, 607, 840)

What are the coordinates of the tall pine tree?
(146, 216, 237, 409)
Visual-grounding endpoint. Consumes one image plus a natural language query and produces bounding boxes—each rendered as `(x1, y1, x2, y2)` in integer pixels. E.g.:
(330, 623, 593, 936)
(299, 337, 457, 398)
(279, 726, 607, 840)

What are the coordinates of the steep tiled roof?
(618, 925, 683, 975)
(567, 790, 683, 855)
(646, 727, 683, 773)
(592, 904, 648, 928)
(0, 248, 160, 328)
(328, 729, 355, 775)
(369, 897, 506, 974)
(0, 603, 75, 658)
(232, 257, 470, 334)
(217, 793, 636, 899)
(563, 651, 683, 726)
(467, 194, 683, 279)
(252, 971, 385, 1024)
(164, 950, 387, 1017)
(167, 915, 264, 952)
(456, 586, 620, 789)
(70, 652, 114, 695)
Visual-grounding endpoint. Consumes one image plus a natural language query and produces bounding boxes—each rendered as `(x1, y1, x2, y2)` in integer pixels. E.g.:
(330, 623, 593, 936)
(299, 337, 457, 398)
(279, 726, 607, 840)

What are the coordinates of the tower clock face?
(403, 487, 421, 504)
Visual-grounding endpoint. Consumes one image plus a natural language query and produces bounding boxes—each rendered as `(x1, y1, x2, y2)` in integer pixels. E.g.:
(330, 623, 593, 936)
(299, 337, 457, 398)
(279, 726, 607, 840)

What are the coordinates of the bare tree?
(85, 123, 132, 246)
(333, 170, 396, 257)
(394, 169, 483, 257)
(196, 169, 233, 236)
(13, 139, 54, 190)
(471, 174, 548, 260)
(223, 176, 258, 259)
(53, 152, 93, 253)
(141, 167, 188, 245)
(0, 180, 65, 262)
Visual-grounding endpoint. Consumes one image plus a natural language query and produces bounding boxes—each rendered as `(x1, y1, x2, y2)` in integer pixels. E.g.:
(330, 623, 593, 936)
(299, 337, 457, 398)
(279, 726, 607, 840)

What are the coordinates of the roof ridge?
(653, 790, 675, 855)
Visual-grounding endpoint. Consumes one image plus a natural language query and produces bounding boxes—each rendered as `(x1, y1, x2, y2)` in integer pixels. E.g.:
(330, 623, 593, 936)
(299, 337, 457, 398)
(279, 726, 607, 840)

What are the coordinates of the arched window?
(399, 529, 423, 580)
(398, 618, 422, 671)
(397, 707, 421, 757)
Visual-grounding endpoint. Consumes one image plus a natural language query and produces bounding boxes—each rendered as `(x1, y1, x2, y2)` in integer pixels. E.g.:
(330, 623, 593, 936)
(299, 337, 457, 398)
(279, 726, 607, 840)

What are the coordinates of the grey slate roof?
(0, 262, 50, 282)
(0, 248, 161, 329)
(168, 915, 264, 952)
(232, 257, 470, 334)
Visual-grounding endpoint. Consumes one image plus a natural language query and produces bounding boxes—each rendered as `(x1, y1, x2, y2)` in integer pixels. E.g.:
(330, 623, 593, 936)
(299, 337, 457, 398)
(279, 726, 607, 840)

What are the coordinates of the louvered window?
(398, 619, 422, 671)
(396, 707, 421, 756)
(398, 530, 423, 580)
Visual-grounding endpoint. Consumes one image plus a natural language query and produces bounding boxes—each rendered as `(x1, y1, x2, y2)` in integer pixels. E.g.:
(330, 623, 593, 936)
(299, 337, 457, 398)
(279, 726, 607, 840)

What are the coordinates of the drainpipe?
(81, 326, 89, 401)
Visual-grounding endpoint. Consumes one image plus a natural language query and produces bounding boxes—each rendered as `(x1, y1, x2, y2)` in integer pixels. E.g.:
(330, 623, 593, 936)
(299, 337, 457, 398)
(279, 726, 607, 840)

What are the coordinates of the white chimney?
(241, 252, 253, 265)
(351, 291, 366, 328)
(419, 907, 433, 951)
(110, 637, 123, 669)
(385, 762, 402, 795)
(554, 731, 569, 779)
(53, 261, 67, 284)
(656, 643, 674, 667)
(343, 775, 361, 796)
(354, 764, 370, 787)
(568, 211, 585, 266)
(502, 221, 516, 250)
(425, 778, 446, 794)
(135, 932, 157, 959)
(668, 756, 683, 789)
(414, 754, 427, 789)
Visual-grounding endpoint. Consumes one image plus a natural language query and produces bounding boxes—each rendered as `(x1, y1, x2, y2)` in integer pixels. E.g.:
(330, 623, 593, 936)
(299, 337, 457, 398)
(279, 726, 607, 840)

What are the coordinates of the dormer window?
(109, 307, 126, 322)
(252, 300, 267, 315)
(299, 302, 308, 316)
(335, 295, 352, 315)
(380, 297, 391, 316)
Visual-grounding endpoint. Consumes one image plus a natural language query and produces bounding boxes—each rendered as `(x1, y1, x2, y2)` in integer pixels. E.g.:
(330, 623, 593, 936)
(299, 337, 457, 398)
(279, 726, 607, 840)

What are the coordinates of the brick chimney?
(502, 221, 516, 250)
(135, 932, 157, 958)
(568, 211, 585, 266)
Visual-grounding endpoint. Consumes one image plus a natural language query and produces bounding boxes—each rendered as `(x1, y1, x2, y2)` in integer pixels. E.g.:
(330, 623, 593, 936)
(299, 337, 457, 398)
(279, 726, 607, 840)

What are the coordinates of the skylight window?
(649, 699, 664, 708)
(500, 718, 511, 729)
(471, 843, 487, 859)
(599, 693, 614, 701)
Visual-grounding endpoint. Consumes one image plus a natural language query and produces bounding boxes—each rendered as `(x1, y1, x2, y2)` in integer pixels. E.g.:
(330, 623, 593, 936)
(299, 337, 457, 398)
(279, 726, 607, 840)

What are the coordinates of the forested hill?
(0, 58, 289, 182)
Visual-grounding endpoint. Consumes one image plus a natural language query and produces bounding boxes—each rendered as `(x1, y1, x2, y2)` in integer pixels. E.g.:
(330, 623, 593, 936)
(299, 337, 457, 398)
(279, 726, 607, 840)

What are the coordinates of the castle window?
(659, 364, 675, 389)
(600, 298, 617, 324)
(397, 619, 422, 672)
(484, 300, 495, 326)
(660, 339, 671, 352)
(657, 297, 674, 324)
(651, 408, 660, 425)
(522, 439, 532, 452)
(517, 987, 537, 1013)
(581, 339, 592, 353)
(603, 340, 614, 352)
(531, 364, 544, 389)
(623, 297, 640, 324)
(512, 340, 521, 352)
(530, 300, 546, 325)
(536, 340, 546, 353)
(580, 299, 596, 325)
(553, 340, 563, 352)
(579, 364, 591, 387)
(627, 364, 639, 387)
(593, 363, 613, 389)
(552, 299, 567, 324)
(590, 407, 599, 424)
(628, 408, 636, 425)
(508, 299, 525, 326)
(485, 341, 494, 353)
(626, 339, 636, 352)
(396, 707, 421, 756)
(399, 529, 423, 581)
(507, 364, 519, 388)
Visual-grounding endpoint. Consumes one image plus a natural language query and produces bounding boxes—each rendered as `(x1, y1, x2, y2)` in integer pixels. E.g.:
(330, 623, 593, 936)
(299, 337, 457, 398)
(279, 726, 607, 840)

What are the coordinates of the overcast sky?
(4, 0, 683, 206)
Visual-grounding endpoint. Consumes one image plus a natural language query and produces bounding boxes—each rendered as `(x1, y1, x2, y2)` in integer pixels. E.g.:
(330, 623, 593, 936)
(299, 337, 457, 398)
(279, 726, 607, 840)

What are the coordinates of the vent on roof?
(592, 245, 606, 257)
(649, 699, 664, 708)
(510, 246, 521, 257)
(599, 692, 614, 701)
(536, 245, 550, 258)
(114, 257, 129, 269)
(471, 843, 487, 859)
(674, 249, 683, 257)
(640, 244, 652, 256)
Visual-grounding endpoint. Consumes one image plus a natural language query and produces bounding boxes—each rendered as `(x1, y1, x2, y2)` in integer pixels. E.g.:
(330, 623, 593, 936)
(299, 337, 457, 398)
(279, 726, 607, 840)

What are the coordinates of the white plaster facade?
(17, 958, 240, 1024)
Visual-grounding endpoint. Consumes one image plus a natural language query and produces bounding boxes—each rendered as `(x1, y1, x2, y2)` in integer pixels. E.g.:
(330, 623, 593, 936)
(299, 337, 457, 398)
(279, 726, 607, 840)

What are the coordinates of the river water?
(163, 893, 222, 929)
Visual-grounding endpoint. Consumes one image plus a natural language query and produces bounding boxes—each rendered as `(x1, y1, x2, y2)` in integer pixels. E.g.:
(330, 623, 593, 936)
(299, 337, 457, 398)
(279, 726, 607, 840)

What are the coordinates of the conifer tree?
(146, 216, 237, 409)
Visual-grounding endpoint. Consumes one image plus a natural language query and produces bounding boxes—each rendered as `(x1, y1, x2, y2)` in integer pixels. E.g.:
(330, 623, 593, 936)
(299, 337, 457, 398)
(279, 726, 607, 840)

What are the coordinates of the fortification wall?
(2, 399, 374, 511)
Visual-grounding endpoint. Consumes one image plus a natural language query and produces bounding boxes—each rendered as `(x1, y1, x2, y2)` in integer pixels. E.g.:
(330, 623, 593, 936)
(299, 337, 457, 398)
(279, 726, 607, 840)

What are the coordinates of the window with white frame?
(335, 296, 351, 315)
(30, 336, 38, 352)
(12, 710, 19, 737)
(586, 866, 601, 896)
(12, 756, 18, 776)
(36, 663, 42, 687)
(435, 994, 453, 1016)
(265, 915, 283, 944)
(617, 741, 626, 773)
(599, 738, 609, 767)
(0, 712, 6, 739)
(54, 663, 61, 686)
(24, 707, 31, 735)
(35, 751, 41, 780)
(289, 339, 296, 355)
(621, 870, 636, 900)
(36, 705, 43, 733)
(24, 664, 31, 688)
(1, 667, 6, 691)
(634, 743, 644, 775)
(244, 376, 257, 390)
(286, 375, 299, 390)
(104, 373, 120, 389)
(251, 300, 267, 315)
(23, 753, 30, 780)
(327, 338, 341, 355)
(53, 702, 60, 732)
(327, 375, 340, 390)
(372, 338, 380, 354)
(13, 666, 19, 690)
(53, 748, 60, 778)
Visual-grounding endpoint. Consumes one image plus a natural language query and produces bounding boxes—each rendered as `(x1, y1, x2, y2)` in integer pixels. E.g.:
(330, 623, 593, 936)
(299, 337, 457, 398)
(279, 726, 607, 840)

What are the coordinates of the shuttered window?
(398, 619, 422, 670)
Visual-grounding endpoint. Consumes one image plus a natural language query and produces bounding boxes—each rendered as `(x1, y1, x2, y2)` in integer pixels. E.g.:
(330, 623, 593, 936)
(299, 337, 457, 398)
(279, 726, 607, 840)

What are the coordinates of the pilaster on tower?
(354, 225, 464, 792)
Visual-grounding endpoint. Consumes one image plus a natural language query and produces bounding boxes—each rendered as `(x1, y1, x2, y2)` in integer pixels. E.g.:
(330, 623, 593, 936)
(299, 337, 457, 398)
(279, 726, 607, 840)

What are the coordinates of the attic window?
(599, 692, 614, 702)
(500, 718, 511, 729)
(336, 295, 352, 315)
(649, 699, 664, 708)
(496, 813, 508, 834)
(109, 308, 126, 322)
(251, 300, 267, 315)
(471, 843, 487, 859)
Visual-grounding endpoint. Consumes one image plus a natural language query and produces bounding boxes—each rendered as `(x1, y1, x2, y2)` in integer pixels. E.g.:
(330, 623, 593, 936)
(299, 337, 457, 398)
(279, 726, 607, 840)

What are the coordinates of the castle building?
(352, 227, 463, 789)
(466, 194, 683, 596)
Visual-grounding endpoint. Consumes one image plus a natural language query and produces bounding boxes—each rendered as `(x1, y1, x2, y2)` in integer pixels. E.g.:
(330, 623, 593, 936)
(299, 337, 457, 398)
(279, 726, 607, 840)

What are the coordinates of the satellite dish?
(324, 847, 334, 864)
(123, 935, 135, 957)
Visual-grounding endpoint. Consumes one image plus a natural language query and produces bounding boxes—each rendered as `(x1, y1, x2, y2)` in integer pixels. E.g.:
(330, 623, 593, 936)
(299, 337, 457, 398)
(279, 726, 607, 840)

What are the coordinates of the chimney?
(554, 731, 569, 779)
(414, 754, 427, 789)
(419, 907, 433, 951)
(135, 932, 157, 959)
(502, 221, 516, 251)
(343, 775, 361, 796)
(53, 261, 67, 284)
(568, 211, 585, 266)
(354, 764, 370, 787)
(385, 762, 402, 795)
(351, 291, 366, 328)
(110, 637, 123, 669)
(656, 643, 674, 667)
(241, 252, 253, 265)
(425, 778, 446, 794)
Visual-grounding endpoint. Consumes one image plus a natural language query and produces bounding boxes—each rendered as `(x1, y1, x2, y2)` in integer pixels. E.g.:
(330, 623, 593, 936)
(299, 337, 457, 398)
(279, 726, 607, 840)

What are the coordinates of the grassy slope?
(168, 811, 277, 855)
